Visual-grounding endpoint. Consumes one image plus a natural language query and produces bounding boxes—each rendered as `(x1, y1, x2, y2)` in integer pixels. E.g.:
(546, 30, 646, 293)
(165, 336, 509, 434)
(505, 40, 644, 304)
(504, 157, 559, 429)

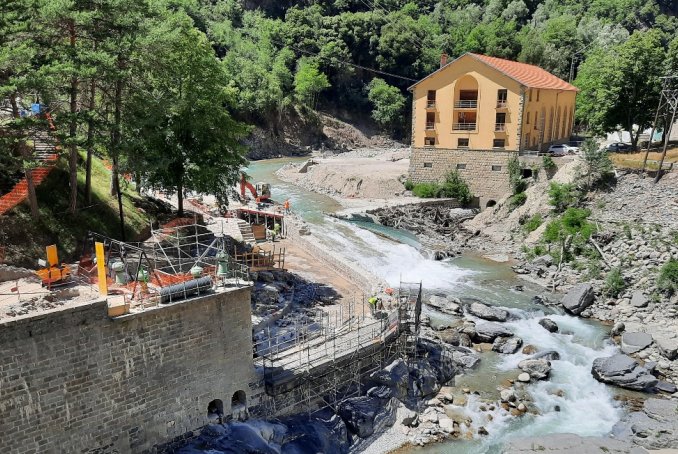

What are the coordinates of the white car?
(547, 144, 580, 155)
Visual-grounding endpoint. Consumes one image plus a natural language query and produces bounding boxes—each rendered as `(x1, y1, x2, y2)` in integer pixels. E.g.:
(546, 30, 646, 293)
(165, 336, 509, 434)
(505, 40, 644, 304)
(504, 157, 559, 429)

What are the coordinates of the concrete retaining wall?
(0, 288, 259, 454)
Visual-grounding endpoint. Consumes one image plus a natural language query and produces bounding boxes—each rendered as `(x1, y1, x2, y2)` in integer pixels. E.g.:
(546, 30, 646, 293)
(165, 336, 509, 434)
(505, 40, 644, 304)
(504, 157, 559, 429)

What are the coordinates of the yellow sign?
(95, 242, 108, 296)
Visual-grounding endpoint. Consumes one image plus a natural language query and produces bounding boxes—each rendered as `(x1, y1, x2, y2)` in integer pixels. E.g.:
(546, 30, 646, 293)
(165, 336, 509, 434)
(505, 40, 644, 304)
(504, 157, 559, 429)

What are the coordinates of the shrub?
(404, 180, 414, 191)
(542, 155, 556, 170)
(623, 223, 632, 240)
(508, 155, 527, 194)
(561, 207, 594, 239)
(580, 138, 613, 188)
(510, 192, 527, 209)
(548, 182, 579, 213)
(543, 219, 564, 243)
(412, 182, 441, 198)
(523, 214, 543, 233)
(439, 171, 473, 206)
(657, 258, 678, 295)
(585, 262, 602, 280)
(603, 267, 626, 297)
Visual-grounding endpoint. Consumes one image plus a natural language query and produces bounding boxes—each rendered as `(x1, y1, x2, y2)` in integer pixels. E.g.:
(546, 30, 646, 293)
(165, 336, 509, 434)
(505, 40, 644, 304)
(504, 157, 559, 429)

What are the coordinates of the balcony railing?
(495, 123, 506, 132)
(425, 122, 435, 130)
(496, 100, 508, 108)
(453, 123, 476, 131)
(454, 100, 478, 109)
(426, 100, 436, 108)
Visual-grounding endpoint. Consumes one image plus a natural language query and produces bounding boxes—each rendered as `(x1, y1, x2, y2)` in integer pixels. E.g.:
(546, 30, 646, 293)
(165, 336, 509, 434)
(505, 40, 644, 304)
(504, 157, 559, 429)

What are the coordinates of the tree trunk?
(110, 77, 122, 197)
(9, 94, 39, 220)
(85, 33, 97, 204)
(177, 185, 184, 217)
(67, 20, 79, 214)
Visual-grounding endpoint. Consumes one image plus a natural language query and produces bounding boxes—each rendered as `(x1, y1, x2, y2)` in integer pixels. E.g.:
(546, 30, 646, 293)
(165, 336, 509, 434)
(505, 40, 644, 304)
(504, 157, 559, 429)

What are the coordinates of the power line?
(268, 38, 418, 82)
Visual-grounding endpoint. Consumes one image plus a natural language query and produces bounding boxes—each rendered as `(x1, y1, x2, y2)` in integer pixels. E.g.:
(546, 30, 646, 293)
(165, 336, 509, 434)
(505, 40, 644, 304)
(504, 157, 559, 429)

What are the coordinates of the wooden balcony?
(453, 123, 476, 131)
(454, 100, 478, 109)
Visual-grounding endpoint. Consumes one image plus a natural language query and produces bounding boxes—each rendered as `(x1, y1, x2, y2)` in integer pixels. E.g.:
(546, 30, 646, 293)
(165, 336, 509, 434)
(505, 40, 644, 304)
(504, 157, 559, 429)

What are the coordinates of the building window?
(537, 90, 540, 102)
(529, 90, 533, 102)
(495, 112, 506, 132)
(427, 90, 436, 108)
(423, 162, 433, 168)
(493, 139, 505, 148)
(426, 111, 435, 130)
(534, 112, 539, 130)
(458, 138, 469, 148)
(497, 89, 507, 108)
(492, 165, 502, 171)
(424, 137, 435, 146)
(457, 163, 467, 170)
(526, 112, 530, 124)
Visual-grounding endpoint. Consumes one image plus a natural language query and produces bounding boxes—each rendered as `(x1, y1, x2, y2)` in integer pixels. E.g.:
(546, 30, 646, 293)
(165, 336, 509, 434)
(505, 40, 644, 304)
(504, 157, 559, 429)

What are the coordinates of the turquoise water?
(246, 159, 622, 454)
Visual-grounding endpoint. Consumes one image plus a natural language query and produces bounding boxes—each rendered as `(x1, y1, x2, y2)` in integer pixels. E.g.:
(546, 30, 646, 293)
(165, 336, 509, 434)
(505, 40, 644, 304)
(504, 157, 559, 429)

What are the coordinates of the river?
(246, 158, 623, 454)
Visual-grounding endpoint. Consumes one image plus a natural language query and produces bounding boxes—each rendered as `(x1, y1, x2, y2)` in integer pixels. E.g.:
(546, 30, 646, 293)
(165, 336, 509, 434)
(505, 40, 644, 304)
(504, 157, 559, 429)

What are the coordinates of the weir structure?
(252, 280, 423, 419)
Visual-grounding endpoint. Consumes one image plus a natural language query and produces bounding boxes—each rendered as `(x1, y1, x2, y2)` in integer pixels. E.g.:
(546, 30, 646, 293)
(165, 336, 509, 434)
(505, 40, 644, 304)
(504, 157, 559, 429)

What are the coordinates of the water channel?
(246, 158, 624, 454)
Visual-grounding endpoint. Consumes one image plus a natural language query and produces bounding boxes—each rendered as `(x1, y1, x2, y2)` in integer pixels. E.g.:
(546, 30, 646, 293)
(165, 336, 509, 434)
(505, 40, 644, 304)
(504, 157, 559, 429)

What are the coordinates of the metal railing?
(426, 100, 436, 108)
(495, 123, 506, 132)
(425, 122, 435, 130)
(496, 100, 508, 108)
(453, 123, 476, 131)
(454, 100, 478, 109)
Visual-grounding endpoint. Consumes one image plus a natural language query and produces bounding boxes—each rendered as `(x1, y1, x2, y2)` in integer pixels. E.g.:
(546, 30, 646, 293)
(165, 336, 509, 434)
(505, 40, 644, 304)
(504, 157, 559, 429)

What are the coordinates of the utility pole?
(641, 76, 678, 182)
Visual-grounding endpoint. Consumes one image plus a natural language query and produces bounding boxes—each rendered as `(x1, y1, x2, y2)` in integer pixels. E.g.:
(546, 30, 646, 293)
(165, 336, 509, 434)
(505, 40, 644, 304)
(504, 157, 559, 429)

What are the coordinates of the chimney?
(441, 54, 448, 68)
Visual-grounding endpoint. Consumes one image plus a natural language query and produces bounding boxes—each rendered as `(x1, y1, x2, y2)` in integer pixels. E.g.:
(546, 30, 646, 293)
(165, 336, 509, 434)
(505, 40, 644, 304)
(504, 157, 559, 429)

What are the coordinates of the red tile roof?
(469, 53, 579, 91)
(408, 53, 579, 91)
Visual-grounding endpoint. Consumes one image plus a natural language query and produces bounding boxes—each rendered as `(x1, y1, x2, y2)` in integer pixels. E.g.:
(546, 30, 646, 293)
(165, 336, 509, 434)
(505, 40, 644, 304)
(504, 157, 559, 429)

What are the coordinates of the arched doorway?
(486, 200, 497, 209)
(207, 399, 224, 423)
(231, 390, 246, 409)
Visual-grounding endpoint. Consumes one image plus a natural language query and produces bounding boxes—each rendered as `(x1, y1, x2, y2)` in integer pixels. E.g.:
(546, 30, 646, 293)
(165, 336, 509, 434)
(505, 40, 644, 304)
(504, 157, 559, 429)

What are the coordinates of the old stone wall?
(0, 287, 258, 454)
(409, 147, 517, 201)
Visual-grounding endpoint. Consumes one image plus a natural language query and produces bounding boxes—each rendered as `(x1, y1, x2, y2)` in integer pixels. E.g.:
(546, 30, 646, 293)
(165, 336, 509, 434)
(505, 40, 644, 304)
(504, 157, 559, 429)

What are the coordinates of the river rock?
(438, 418, 455, 433)
(439, 331, 472, 347)
(518, 359, 551, 380)
(531, 254, 553, 267)
(484, 253, 510, 263)
(517, 373, 531, 382)
(368, 358, 409, 398)
(427, 295, 462, 315)
(400, 409, 419, 427)
(611, 398, 678, 450)
(337, 397, 380, 438)
(409, 360, 441, 397)
(560, 283, 595, 315)
(655, 381, 678, 393)
(591, 354, 658, 391)
(654, 335, 678, 360)
(522, 345, 538, 354)
(621, 332, 653, 354)
(611, 322, 625, 337)
(492, 336, 523, 354)
(474, 322, 514, 343)
(451, 346, 481, 370)
(531, 350, 560, 361)
(630, 290, 648, 308)
(468, 302, 509, 322)
(504, 433, 641, 454)
(538, 318, 558, 333)
(500, 388, 516, 402)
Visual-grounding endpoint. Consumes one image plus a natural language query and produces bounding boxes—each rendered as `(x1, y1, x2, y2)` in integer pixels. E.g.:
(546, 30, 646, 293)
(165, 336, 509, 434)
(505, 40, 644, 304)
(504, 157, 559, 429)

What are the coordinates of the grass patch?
(610, 147, 678, 169)
(523, 214, 543, 233)
(603, 267, 626, 297)
(0, 153, 160, 267)
(657, 258, 678, 296)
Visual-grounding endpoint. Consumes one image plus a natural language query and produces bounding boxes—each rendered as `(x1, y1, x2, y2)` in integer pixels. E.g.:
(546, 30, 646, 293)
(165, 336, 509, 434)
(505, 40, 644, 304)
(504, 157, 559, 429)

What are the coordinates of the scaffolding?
(252, 281, 422, 420)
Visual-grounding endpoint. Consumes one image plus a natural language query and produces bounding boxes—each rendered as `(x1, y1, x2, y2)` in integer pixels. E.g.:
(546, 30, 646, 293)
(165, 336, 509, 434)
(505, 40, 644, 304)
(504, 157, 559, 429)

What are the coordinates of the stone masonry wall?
(409, 148, 517, 201)
(0, 287, 257, 454)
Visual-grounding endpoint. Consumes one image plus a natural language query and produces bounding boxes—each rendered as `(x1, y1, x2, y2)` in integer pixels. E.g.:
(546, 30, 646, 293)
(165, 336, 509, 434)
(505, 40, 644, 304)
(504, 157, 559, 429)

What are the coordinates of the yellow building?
(408, 53, 579, 205)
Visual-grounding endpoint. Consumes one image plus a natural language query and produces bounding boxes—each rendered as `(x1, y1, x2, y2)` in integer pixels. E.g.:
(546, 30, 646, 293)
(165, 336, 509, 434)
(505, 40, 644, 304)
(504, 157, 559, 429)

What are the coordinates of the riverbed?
(246, 158, 625, 454)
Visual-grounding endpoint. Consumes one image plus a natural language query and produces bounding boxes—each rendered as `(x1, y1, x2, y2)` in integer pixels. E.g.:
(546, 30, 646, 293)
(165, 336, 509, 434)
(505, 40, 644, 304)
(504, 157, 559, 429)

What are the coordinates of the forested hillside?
(1, 0, 677, 228)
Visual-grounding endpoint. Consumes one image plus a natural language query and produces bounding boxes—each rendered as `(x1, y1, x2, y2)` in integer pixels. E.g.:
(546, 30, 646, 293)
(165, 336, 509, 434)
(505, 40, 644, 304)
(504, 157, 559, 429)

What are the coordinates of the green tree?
(579, 138, 613, 188)
(575, 30, 665, 150)
(294, 57, 330, 109)
(366, 78, 405, 131)
(130, 13, 251, 216)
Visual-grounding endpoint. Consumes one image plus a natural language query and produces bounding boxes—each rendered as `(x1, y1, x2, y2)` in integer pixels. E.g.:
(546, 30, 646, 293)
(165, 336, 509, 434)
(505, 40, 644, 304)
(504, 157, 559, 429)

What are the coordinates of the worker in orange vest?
(284, 200, 290, 214)
(256, 197, 262, 210)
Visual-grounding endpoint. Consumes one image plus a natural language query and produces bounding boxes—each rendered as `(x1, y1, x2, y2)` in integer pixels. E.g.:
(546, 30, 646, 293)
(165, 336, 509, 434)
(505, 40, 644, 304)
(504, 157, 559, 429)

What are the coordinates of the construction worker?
(284, 200, 290, 214)
(256, 197, 262, 210)
(274, 223, 281, 240)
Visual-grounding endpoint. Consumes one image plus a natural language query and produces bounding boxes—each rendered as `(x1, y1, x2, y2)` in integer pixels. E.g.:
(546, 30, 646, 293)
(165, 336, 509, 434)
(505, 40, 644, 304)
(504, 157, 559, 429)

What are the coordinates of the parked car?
(547, 144, 580, 155)
(606, 142, 632, 153)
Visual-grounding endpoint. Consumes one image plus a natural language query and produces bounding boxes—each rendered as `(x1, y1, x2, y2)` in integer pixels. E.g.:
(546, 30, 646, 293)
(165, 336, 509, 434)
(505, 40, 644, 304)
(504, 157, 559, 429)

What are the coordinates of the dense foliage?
(412, 171, 473, 205)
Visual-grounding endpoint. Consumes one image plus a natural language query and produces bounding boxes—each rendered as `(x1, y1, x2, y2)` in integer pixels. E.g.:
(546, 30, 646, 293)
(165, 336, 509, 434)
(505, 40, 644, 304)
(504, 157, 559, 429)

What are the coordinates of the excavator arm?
(240, 174, 258, 201)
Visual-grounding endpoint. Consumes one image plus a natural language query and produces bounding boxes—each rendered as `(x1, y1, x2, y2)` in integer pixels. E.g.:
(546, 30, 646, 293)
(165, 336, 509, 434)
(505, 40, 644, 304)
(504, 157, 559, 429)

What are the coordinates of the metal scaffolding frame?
(643, 75, 678, 181)
(251, 281, 422, 420)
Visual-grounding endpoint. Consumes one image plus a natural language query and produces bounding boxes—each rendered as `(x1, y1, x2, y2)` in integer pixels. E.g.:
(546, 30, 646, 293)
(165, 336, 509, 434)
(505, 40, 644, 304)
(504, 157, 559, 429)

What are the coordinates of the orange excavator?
(240, 174, 272, 202)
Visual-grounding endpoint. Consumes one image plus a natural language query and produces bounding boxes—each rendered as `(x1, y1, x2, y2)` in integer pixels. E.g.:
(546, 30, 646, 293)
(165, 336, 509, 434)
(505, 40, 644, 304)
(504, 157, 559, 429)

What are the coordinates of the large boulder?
(560, 283, 595, 315)
(468, 302, 509, 322)
(538, 318, 559, 333)
(450, 346, 481, 370)
(368, 358, 409, 398)
(409, 359, 441, 397)
(630, 290, 648, 308)
(417, 339, 460, 383)
(337, 397, 381, 438)
(426, 295, 462, 315)
(474, 322, 514, 343)
(620, 332, 653, 354)
(504, 433, 640, 454)
(654, 335, 678, 360)
(591, 354, 658, 391)
(611, 398, 678, 450)
(531, 350, 560, 361)
(492, 336, 523, 354)
(518, 359, 551, 380)
(531, 254, 553, 267)
(439, 330, 472, 347)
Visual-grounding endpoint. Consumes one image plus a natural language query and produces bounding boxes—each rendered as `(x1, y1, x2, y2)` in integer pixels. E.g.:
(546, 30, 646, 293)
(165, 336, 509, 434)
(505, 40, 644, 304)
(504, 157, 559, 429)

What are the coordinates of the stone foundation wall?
(0, 288, 258, 454)
(409, 148, 518, 201)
